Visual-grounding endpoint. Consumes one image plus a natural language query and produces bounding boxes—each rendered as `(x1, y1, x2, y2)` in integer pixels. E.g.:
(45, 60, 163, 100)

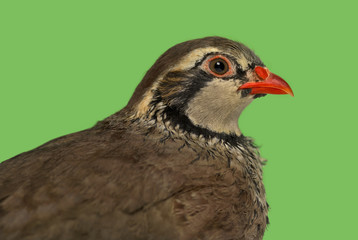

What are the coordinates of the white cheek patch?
(185, 80, 253, 135)
(171, 47, 220, 71)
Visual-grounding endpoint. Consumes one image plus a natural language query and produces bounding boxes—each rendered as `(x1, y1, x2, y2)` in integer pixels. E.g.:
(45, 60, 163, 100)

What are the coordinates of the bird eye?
(209, 58, 229, 75)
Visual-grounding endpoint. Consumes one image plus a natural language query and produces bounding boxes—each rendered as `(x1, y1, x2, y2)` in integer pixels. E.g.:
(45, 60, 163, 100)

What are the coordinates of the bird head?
(126, 37, 293, 138)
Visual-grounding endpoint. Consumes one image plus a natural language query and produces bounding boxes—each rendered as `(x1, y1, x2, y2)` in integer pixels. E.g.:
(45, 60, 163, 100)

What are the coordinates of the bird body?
(0, 37, 293, 240)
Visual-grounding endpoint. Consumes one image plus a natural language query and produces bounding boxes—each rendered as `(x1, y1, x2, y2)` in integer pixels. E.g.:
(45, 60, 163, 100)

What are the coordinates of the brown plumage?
(0, 37, 293, 240)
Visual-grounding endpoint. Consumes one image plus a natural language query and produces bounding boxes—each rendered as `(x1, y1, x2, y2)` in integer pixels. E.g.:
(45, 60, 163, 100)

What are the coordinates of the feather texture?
(0, 37, 274, 240)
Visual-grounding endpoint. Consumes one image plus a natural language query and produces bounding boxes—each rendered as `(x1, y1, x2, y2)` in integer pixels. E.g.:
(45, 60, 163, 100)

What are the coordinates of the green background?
(1, 0, 357, 239)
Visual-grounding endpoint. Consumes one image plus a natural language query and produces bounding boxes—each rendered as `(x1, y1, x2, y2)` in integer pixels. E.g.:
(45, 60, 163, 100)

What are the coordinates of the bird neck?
(136, 101, 250, 148)
(95, 101, 254, 150)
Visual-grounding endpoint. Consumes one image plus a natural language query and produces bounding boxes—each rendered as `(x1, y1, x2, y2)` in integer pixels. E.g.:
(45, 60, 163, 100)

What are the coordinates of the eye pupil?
(209, 57, 229, 75)
(214, 61, 226, 73)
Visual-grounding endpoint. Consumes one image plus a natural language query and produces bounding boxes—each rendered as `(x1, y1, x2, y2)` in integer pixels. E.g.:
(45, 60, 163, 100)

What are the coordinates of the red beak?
(238, 66, 294, 96)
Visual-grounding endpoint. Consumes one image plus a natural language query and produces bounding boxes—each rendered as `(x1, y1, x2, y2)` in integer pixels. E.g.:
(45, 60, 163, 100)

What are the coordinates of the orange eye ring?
(205, 55, 234, 77)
